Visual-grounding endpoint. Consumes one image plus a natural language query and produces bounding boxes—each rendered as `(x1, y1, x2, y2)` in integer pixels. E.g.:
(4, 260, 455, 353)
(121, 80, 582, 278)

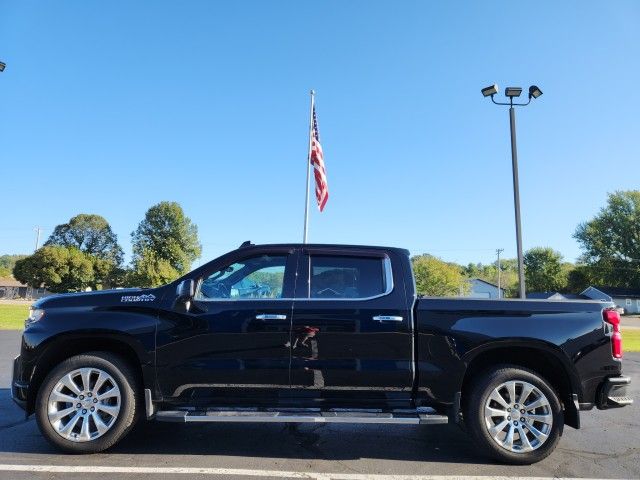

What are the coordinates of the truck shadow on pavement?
(112, 418, 489, 464)
(0, 389, 29, 430)
(0, 389, 489, 464)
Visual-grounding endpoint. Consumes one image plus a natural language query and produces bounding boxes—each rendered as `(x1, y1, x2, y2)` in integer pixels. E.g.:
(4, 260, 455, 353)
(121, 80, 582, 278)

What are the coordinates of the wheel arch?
(459, 340, 581, 429)
(27, 332, 150, 416)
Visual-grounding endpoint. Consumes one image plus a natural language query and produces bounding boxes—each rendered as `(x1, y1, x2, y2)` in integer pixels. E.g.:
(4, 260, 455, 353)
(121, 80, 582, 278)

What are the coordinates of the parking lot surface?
(0, 330, 638, 480)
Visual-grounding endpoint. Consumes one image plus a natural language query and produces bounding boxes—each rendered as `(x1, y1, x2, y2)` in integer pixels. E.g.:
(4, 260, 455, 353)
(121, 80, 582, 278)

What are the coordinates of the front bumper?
(11, 355, 28, 411)
(597, 375, 633, 409)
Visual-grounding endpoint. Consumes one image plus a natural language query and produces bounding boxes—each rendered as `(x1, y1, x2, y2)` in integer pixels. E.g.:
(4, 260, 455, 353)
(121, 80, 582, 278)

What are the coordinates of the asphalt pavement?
(0, 330, 638, 480)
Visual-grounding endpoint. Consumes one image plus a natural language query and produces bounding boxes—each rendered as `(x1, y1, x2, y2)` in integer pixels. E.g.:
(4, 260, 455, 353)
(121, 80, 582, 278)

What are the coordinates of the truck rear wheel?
(35, 352, 139, 453)
(464, 365, 563, 464)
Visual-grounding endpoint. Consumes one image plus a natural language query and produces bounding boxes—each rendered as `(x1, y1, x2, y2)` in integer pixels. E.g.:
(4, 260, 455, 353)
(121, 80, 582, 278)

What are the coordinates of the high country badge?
(121, 294, 156, 303)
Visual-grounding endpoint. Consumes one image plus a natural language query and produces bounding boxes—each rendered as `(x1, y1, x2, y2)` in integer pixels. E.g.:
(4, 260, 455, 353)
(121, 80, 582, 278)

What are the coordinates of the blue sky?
(1, 1, 639, 267)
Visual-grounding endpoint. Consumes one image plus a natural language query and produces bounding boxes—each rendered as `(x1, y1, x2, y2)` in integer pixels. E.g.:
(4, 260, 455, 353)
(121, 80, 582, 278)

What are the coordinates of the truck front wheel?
(35, 352, 140, 453)
(464, 365, 564, 464)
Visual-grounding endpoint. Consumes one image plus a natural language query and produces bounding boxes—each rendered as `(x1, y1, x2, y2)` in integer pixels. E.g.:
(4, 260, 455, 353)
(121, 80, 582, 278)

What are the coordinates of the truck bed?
(414, 296, 616, 419)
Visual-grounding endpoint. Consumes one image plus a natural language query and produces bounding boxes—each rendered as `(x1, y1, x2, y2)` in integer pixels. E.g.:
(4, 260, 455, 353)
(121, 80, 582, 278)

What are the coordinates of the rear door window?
(307, 255, 391, 299)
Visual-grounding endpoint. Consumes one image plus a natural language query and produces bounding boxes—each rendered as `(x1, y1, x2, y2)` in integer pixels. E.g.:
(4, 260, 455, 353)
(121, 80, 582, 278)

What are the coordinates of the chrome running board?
(155, 407, 448, 425)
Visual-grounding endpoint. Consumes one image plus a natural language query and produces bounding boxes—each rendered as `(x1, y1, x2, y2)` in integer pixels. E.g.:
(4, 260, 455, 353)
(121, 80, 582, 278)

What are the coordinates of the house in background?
(0, 278, 50, 300)
(581, 286, 640, 314)
(466, 278, 505, 299)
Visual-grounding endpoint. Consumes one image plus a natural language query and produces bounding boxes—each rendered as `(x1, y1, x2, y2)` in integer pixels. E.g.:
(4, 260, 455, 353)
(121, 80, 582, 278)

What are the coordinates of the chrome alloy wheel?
(484, 380, 553, 453)
(47, 367, 121, 442)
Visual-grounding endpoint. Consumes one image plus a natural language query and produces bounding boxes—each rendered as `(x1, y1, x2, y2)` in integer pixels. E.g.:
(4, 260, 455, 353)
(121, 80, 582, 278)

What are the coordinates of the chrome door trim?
(372, 315, 404, 322)
(255, 314, 288, 320)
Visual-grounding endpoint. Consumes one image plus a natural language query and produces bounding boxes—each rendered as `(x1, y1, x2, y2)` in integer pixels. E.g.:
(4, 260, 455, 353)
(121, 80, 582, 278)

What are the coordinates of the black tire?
(464, 364, 564, 465)
(35, 352, 140, 453)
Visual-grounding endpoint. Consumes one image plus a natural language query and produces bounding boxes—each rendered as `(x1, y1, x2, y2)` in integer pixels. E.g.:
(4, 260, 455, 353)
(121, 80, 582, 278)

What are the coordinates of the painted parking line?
(0, 465, 624, 480)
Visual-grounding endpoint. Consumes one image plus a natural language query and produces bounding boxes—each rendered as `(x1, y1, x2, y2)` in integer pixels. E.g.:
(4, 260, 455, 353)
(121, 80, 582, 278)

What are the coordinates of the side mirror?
(176, 279, 195, 301)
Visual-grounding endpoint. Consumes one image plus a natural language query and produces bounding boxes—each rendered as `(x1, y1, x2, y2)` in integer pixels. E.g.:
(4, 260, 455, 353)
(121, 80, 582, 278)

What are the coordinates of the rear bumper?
(11, 355, 28, 411)
(597, 375, 633, 409)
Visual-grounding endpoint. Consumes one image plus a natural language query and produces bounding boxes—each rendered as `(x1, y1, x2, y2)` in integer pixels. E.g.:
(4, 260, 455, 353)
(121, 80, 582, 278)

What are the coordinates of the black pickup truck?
(12, 242, 632, 464)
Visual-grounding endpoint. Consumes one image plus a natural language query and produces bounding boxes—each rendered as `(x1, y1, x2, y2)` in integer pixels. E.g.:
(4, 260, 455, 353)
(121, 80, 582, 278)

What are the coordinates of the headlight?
(25, 308, 45, 327)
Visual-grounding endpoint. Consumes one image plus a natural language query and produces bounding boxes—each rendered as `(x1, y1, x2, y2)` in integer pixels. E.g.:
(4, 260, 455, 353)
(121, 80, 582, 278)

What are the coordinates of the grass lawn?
(0, 304, 28, 330)
(623, 329, 640, 353)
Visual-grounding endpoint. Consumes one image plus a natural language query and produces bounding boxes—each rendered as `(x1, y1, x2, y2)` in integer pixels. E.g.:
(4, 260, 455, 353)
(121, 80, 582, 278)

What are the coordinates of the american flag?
(310, 104, 328, 211)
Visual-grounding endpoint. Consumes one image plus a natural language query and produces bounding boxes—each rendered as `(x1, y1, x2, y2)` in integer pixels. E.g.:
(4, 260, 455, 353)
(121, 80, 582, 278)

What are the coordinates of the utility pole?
(34, 226, 42, 251)
(496, 248, 504, 299)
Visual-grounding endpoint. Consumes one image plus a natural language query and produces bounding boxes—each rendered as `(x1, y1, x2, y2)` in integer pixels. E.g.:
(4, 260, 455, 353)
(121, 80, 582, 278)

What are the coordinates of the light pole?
(482, 84, 542, 299)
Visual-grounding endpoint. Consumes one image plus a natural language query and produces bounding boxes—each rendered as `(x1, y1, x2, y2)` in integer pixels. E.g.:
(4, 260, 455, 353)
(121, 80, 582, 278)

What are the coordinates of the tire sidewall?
(466, 365, 564, 465)
(35, 352, 138, 453)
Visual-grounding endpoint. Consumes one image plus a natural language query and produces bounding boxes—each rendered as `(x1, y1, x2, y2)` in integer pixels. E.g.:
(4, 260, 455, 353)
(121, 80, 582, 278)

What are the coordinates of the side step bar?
(155, 408, 448, 425)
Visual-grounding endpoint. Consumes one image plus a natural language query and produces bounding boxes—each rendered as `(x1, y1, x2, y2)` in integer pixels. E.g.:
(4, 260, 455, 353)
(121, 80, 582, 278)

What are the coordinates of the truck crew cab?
(12, 242, 632, 464)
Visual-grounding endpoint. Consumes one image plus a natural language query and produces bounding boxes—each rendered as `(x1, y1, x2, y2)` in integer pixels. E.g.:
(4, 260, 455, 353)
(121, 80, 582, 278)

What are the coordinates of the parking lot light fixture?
(529, 85, 543, 99)
(481, 84, 499, 97)
(505, 87, 523, 98)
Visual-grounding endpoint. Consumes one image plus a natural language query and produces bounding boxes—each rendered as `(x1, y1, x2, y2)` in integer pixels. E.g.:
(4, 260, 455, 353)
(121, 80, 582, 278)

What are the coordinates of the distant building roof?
(581, 286, 640, 301)
(584, 286, 640, 299)
(561, 293, 590, 300)
(467, 278, 504, 290)
(0, 277, 27, 287)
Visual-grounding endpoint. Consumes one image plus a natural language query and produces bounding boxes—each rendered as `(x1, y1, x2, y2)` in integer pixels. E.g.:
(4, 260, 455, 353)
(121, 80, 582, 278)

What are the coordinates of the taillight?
(603, 309, 623, 359)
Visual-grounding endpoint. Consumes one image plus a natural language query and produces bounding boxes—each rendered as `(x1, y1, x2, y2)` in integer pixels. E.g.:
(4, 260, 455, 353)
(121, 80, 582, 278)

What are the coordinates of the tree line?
(0, 254, 27, 278)
(13, 201, 201, 292)
(7, 191, 640, 296)
(412, 191, 640, 297)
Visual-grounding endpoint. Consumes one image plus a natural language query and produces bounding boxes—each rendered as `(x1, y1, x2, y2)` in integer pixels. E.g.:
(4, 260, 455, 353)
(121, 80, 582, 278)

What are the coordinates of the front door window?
(196, 255, 287, 300)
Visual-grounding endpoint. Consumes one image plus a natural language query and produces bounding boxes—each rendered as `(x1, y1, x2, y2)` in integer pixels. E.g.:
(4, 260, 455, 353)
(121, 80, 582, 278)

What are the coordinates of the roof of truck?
(239, 242, 411, 256)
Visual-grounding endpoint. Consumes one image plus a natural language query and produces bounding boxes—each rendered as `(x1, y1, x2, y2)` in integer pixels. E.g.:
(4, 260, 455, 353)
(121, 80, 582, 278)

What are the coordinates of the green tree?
(13, 246, 104, 293)
(130, 201, 201, 287)
(127, 248, 180, 288)
(524, 247, 567, 292)
(574, 191, 640, 288)
(566, 264, 596, 293)
(45, 214, 124, 265)
(0, 254, 28, 277)
(496, 258, 520, 298)
(249, 270, 285, 297)
(412, 254, 466, 297)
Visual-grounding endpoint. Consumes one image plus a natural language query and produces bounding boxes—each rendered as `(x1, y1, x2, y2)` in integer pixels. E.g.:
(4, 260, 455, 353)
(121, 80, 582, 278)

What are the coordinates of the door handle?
(372, 315, 404, 322)
(256, 314, 287, 320)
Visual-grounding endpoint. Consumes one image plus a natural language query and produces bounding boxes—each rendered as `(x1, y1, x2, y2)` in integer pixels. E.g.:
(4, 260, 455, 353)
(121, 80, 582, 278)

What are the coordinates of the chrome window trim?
(192, 252, 394, 303)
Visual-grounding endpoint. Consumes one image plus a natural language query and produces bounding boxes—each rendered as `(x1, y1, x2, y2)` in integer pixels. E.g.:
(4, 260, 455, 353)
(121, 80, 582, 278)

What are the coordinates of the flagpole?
(303, 89, 315, 244)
